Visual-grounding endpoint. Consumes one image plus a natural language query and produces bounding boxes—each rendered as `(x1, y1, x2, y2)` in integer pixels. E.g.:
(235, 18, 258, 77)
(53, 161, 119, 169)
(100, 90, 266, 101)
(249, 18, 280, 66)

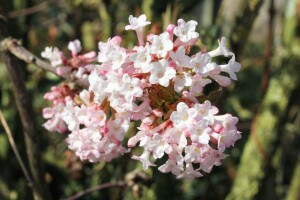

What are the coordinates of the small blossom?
(220, 55, 241, 80)
(149, 59, 176, 87)
(125, 14, 151, 31)
(132, 149, 156, 170)
(208, 37, 231, 57)
(41, 47, 63, 66)
(148, 32, 173, 57)
(170, 46, 191, 70)
(174, 19, 199, 43)
(170, 102, 197, 129)
(190, 52, 211, 74)
(173, 72, 192, 92)
(68, 39, 82, 56)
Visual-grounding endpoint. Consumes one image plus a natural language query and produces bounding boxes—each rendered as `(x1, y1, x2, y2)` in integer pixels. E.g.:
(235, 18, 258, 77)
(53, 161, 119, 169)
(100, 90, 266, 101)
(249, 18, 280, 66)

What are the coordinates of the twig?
(64, 181, 126, 200)
(7, 0, 65, 18)
(0, 110, 35, 189)
(0, 37, 89, 88)
(0, 12, 51, 200)
(7, 2, 48, 18)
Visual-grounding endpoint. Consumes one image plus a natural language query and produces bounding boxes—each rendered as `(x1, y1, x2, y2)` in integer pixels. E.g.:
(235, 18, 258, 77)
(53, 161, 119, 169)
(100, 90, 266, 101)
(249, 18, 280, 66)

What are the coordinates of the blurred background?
(0, 0, 300, 199)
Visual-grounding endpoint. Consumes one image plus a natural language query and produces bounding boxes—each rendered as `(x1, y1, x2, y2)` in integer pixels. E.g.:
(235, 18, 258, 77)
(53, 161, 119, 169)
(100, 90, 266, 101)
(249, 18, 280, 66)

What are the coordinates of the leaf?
(157, 85, 176, 103)
(148, 90, 163, 109)
(196, 88, 222, 103)
(207, 88, 222, 102)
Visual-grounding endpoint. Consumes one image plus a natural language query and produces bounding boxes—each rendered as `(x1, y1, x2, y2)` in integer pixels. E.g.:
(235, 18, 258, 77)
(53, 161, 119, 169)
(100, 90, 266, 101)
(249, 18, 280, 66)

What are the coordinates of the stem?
(0, 37, 88, 88)
(0, 110, 38, 199)
(63, 181, 126, 200)
(0, 12, 51, 200)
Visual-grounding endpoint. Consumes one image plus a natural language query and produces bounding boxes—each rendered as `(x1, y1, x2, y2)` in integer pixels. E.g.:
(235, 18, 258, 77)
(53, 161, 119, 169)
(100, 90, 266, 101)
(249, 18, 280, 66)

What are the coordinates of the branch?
(0, 109, 38, 198)
(7, 0, 65, 18)
(0, 13, 51, 200)
(63, 181, 126, 200)
(0, 37, 89, 88)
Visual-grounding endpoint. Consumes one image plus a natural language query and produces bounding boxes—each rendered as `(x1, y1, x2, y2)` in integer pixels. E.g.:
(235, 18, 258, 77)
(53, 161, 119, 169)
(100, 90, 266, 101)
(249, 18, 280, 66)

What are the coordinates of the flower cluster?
(42, 14, 241, 179)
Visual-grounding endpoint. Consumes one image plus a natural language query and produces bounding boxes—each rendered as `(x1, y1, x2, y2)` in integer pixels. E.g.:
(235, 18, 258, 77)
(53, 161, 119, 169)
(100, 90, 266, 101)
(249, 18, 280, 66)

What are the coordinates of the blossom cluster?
(42, 14, 241, 179)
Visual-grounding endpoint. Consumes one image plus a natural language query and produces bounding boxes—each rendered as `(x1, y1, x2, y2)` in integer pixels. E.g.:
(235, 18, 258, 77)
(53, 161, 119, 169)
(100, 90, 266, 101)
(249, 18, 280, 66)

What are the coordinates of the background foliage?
(0, 0, 300, 199)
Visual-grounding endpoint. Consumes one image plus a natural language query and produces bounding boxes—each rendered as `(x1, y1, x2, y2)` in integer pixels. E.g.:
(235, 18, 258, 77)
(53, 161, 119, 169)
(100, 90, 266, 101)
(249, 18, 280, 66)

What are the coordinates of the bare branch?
(0, 37, 89, 88)
(7, 0, 65, 18)
(63, 181, 126, 200)
(0, 110, 37, 195)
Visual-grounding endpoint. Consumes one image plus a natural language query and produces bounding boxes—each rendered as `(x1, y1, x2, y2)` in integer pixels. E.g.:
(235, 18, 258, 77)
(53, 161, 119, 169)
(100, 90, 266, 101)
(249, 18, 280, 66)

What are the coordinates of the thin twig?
(0, 37, 88, 88)
(7, 0, 65, 18)
(64, 181, 126, 200)
(0, 109, 37, 194)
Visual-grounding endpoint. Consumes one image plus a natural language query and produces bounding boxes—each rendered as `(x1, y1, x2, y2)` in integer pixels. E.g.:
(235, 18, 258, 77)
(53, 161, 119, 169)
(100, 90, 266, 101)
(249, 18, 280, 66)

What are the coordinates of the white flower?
(173, 72, 192, 92)
(125, 14, 151, 30)
(107, 48, 127, 70)
(208, 37, 231, 57)
(148, 32, 173, 57)
(209, 74, 232, 87)
(149, 59, 176, 87)
(132, 149, 156, 170)
(170, 46, 191, 70)
(119, 73, 143, 102)
(188, 121, 212, 144)
(98, 36, 122, 63)
(190, 52, 211, 74)
(125, 14, 151, 46)
(41, 46, 62, 67)
(66, 127, 102, 162)
(158, 159, 182, 176)
(88, 71, 108, 105)
(220, 55, 241, 80)
(68, 39, 82, 55)
(174, 19, 199, 43)
(177, 163, 202, 179)
(215, 129, 241, 152)
(193, 101, 218, 125)
(147, 133, 172, 159)
(131, 46, 151, 73)
(200, 62, 221, 76)
(170, 102, 197, 129)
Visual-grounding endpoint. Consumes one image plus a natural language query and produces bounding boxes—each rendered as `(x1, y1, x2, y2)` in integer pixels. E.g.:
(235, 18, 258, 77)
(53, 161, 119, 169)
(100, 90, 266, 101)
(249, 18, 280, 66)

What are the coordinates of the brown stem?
(0, 37, 89, 88)
(63, 181, 126, 200)
(0, 12, 51, 200)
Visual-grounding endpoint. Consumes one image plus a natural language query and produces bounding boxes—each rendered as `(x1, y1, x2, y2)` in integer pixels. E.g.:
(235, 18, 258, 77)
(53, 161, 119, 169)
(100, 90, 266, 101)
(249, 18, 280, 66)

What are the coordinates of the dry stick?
(0, 110, 38, 198)
(64, 181, 126, 200)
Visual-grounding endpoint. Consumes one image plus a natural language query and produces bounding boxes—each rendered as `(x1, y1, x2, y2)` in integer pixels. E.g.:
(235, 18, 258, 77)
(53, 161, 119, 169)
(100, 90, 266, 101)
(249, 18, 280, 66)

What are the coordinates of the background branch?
(0, 109, 37, 198)
(0, 12, 51, 200)
(64, 181, 126, 200)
